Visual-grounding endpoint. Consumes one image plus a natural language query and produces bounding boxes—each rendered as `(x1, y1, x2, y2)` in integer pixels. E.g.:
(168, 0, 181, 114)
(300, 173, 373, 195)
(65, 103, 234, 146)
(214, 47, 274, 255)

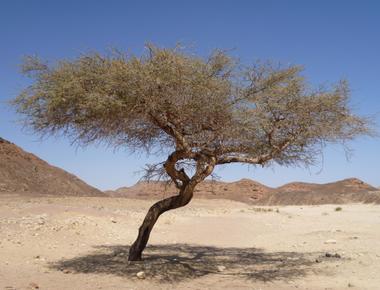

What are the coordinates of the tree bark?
(128, 183, 195, 261)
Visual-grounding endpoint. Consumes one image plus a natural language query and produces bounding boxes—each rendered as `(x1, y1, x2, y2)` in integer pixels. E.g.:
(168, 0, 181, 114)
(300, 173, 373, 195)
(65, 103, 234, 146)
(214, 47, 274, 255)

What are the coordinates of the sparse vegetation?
(250, 207, 274, 213)
(335, 207, 343, 211)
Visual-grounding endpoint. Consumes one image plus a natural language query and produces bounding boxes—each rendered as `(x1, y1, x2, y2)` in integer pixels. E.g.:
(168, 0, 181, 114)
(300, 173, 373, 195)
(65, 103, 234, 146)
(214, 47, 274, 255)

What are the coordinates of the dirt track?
(1, 195, 379, 289)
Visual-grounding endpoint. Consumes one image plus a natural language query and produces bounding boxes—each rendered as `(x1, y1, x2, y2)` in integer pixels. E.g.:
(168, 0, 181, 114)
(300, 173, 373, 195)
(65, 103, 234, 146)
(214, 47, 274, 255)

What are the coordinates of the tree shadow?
(51, 244, 333, 283)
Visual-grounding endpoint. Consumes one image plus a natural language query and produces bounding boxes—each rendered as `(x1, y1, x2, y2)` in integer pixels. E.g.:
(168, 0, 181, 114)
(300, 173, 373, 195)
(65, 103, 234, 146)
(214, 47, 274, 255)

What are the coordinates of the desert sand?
(1, 195, 379, 290)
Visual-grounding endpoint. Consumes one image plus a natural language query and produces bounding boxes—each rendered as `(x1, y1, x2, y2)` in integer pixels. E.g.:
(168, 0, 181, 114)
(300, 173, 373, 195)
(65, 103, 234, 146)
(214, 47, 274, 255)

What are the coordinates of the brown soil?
(0, 137, 103, 196)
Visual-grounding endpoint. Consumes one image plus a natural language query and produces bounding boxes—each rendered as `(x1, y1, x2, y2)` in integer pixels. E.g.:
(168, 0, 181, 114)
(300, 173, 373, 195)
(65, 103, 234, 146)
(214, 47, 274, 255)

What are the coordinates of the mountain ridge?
(2, 137, 378, 204)
(0, 137, 104, 196)
(106, 177, 379, 205)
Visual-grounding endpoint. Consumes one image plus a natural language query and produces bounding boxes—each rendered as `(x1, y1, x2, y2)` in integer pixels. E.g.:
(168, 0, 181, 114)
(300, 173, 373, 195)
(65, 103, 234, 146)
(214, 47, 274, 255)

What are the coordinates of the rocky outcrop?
(0, 138, 103, 196)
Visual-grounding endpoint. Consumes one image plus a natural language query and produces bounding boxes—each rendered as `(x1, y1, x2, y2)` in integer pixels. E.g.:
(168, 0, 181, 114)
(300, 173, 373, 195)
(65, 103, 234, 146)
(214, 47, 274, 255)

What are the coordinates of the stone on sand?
(136, 271, 146, 279)
(324, 239, 337, 244)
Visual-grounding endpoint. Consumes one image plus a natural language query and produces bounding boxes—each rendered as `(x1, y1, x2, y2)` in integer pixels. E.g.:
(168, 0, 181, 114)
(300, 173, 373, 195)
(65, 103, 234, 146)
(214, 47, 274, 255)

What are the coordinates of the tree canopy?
(14, 45, 369, 173)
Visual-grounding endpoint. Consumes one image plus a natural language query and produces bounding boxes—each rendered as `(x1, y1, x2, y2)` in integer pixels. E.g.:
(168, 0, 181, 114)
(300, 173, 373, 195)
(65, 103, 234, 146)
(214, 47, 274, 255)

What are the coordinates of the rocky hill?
(0, 137, 103, 196)
(108, 177, 380, 205)
(257, 178, 380, 205)
(107, 178, 271, 204)
(2, 136, 378, 204)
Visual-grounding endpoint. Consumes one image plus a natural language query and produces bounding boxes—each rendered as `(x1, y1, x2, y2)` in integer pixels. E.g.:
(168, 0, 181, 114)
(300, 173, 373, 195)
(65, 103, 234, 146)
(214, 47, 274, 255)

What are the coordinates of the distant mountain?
(107, 177, 380, 205)
(3, 136, 377, 204)
(107, 178, 272, 204)
(257, 178, 379, 205)
(0, 137, 103, 196)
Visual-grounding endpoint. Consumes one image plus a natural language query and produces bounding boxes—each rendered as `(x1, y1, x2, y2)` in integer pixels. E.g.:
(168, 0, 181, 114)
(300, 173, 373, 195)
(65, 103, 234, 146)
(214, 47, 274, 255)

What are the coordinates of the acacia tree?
(13, 45, 370, 261)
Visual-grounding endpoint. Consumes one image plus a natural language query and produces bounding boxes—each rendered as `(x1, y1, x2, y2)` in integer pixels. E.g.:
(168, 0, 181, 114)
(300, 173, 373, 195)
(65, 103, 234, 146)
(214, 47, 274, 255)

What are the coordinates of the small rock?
(315, 258, 321, 263)
(348, 283, 354, 287)
(62, 269, 71, 274)
(136, 271, 146, 279)
(325, 252, 341, 258)
(217, 265, 226, 272)
(324, 239, 337, 244)
(111, 218, 117, 223)
(118, 252, 125, 257)
(29, 282, 39, 289)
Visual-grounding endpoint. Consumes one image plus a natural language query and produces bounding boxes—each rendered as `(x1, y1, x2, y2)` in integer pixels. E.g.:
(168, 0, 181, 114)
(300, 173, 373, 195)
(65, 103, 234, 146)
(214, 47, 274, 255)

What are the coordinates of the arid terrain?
(107, 178, 380, 205)
(1, 196, 380, 290)
(0, 138, 103, 197)
(2, 137, 379, 205)
(1, 138, 380, 289)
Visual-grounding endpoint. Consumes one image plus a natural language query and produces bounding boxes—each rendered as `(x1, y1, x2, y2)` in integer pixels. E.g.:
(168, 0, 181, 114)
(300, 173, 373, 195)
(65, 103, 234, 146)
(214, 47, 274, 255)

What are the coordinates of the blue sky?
(1, 0, 379, 190)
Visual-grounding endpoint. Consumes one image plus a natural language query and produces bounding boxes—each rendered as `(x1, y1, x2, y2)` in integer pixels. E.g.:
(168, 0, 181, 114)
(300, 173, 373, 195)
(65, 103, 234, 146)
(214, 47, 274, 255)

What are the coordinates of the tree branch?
(149, 112, 190, 150)
(216, 140, 291, 165)
(163, 150, 193, 188)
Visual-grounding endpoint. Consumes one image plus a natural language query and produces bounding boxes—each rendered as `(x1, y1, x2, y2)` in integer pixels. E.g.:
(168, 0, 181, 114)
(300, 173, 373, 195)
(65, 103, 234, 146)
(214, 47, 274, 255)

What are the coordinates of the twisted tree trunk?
(128, 182, 196, 261)
(128, 150, 215, 261)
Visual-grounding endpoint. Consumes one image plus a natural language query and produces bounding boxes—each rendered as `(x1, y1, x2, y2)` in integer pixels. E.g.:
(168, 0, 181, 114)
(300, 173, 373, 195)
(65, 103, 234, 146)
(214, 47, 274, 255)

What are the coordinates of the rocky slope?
(107, 178, 271, 204)
(257, 178, 380, 205)
(0, 137, 103, 196)
(108, 178, 380, 205)
(2, 136, 378, 204)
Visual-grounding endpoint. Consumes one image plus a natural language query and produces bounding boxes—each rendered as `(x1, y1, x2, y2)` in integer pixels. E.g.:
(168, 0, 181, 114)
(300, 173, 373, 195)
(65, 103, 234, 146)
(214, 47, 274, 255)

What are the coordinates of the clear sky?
(1, 0, 379, 190)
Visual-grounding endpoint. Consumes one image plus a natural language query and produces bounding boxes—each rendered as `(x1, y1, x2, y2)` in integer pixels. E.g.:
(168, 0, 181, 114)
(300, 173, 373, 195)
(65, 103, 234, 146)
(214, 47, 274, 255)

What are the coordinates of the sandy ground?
(0, 195, 379, 290)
